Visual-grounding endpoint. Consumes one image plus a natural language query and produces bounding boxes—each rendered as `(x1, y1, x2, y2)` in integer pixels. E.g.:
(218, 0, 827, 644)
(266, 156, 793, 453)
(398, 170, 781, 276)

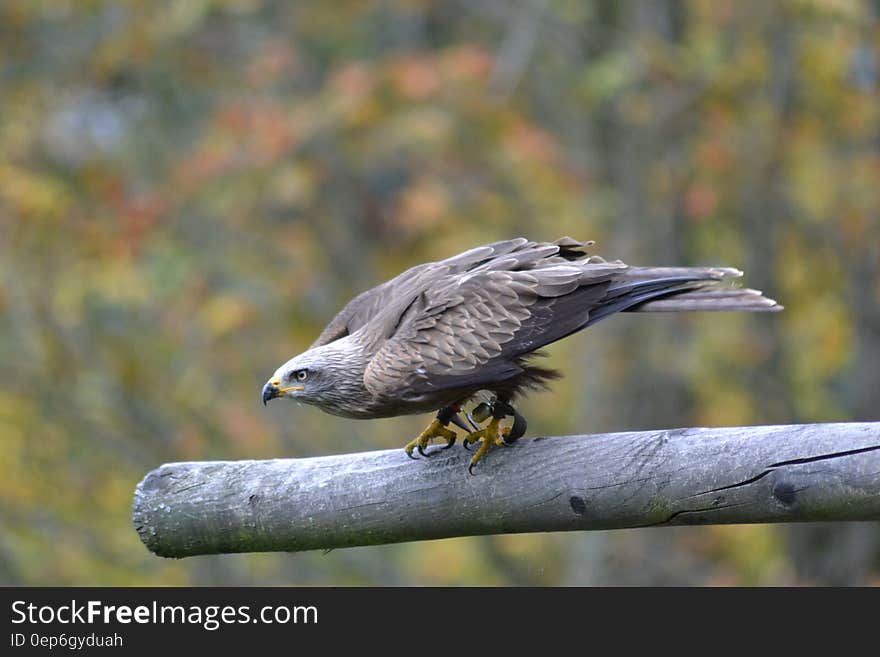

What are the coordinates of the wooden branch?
(133, 422, 880, 558)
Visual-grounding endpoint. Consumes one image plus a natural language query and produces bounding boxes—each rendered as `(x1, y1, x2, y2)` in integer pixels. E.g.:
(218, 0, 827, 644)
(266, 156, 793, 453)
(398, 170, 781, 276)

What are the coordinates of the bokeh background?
(2, 0, 879, 586)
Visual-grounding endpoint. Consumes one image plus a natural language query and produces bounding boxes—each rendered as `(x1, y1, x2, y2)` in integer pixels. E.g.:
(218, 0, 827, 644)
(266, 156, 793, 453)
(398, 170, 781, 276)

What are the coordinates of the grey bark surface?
(133, 422, 880, 558)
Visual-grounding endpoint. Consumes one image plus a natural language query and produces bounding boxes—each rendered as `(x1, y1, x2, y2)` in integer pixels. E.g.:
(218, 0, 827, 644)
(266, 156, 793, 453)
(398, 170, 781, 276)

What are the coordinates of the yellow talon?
(404, 418, 457, 458)
(463, 417, 509, 473)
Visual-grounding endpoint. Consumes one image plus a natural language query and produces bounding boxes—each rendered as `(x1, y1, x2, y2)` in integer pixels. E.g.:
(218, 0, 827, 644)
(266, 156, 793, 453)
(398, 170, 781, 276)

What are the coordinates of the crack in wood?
(769, 444, 880, 468)
(699, 444, 880, 496)
(521, 491, 565, 509)
(171, 481, 207, 494)
(650, 501, 752, 526)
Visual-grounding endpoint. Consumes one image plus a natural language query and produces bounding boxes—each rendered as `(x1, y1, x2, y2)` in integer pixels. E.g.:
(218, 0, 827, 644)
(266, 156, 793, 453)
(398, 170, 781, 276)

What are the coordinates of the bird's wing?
(310, 237, 550, 348)
(363, 255, 625, 401)
(361, 237, 780, 402)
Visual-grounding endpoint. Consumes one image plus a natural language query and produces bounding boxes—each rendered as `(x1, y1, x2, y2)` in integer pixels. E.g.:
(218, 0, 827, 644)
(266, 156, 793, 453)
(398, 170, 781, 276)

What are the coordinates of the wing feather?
(363, 252, 615, 400)
(354, 236, 778, 404)
(310, 237, 539, 348)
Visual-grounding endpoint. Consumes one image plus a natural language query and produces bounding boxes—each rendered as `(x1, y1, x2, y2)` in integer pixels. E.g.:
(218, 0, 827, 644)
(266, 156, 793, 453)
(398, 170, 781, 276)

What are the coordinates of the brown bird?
(262, 237, 781, 472)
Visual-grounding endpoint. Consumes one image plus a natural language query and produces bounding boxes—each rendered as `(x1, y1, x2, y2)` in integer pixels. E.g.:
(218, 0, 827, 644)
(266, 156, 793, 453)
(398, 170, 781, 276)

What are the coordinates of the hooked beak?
(261, 378, 304, 406)
(262, 381, 279, 406)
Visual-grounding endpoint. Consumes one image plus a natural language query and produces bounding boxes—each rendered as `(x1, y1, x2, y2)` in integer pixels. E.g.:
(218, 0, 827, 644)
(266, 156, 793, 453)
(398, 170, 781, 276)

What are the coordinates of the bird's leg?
(494, 400, 527, 444)
(449, 412, 473, 433)
(404, 406, 460, 459)
(466, 401, 492, 428)
(462, 400, 527, 473)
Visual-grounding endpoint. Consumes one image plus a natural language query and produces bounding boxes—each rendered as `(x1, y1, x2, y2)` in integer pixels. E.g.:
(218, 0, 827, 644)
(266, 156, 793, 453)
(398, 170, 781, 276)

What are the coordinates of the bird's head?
(261, 337, 370, 416)
(261, 350, 327, 406)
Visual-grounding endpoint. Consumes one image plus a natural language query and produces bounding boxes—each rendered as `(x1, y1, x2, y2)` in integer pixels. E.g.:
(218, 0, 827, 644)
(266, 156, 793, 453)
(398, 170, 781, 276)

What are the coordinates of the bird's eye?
(294, 369, 308, 382)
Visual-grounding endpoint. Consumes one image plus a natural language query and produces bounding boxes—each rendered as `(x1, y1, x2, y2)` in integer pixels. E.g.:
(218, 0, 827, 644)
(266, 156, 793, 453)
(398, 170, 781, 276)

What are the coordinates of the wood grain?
(133, 422, 880, 558)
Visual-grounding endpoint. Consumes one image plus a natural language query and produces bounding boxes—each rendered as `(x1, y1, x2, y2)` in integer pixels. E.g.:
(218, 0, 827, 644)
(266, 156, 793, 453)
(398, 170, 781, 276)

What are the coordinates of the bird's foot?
(461, 401, 528, 473)
(462, 418, 511, 474)
(404, 418, 457, 459)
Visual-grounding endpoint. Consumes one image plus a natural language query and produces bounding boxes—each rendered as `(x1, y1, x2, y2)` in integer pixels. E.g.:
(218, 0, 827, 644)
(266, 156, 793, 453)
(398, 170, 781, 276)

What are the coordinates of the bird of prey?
(262, 237, 781, 472)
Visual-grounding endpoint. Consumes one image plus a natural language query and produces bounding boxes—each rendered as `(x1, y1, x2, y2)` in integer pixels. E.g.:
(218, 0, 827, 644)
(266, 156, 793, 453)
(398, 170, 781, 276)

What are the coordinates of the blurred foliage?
(1, 0, 879, 586)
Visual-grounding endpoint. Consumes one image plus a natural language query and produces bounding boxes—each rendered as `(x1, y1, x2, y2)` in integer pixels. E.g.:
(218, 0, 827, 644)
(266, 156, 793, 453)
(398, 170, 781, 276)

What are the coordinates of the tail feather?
(614, 265, 743, 280)
(604, 275, 718, 300)
(632, 288, 782, 312)
(586, 266, 781, 327)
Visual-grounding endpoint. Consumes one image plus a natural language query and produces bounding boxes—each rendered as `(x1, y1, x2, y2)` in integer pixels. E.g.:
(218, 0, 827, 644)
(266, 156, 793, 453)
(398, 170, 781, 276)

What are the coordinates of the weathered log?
(133, 422, 880, 558)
